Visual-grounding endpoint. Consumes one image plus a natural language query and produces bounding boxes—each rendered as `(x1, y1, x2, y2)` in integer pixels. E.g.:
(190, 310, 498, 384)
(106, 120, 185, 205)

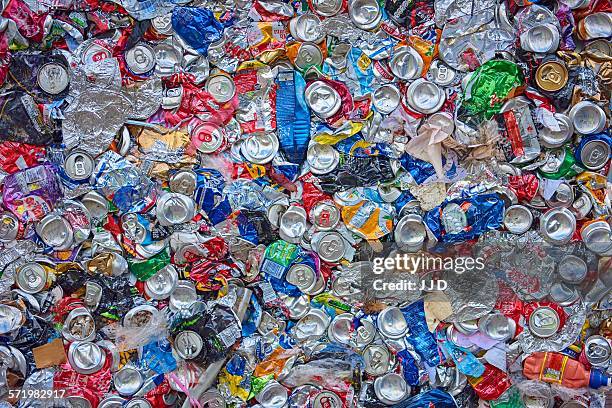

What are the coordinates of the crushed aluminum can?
(125, 44, 156, 76)
(406, 79, 446, 114)
(145, 264, 178, 300)
(568, 101, 607, 135)
(362, 344, 392, 376)
(204, 73, 236, 104)
(255, 380, 289, 408)
(503, 204, 533, 234)
(372, 84, 401, 115)
(570, 193, 593, 220)
(394, 214, 427, 251)
(289, 13, 325, 43)
(37, 62, 70, 95)
(174, 330, 204, 360)
(311, 231, 347, 263)
(584, 335, 611, 367)
(98, 396, 127, 408)
(311, 0, 343, 16)
(535, 60, 569, 93)
(35, 213, 74, 250)
(528, 306, 560, 338)
(62, 307, 96, 342)
(305, 81, 342, 119)
(389, 46, 423, 80)
(313, 390, 343, 408)
(307, 143, 340, 174)
(576, 13, 612, 40)
(309, 200, 341, 230)
(477, 312, 516, 341)
(580, 220, 612, 255)
(156, 193, 197, 226)
(124, 397, 152, 408)
(64, 150, 95, 182)
(549, 282, 580, 306)
(84, 281, 103, 310)
(169, 170, 198, 196)
(428, 60, 458, 87)
(151, 14, 174, 36)
(539, 207, 576, 245)
(374, 372, 410, 405)
(198, 389, 227, 408)
(279, 206, 308, 243)
(538, 114, 573, 148)
(544, 182, 574, 208)
(113, 366, 143, 396)
(169, 280, 198, 312)
(520, 24, 560, 53)
(67, 341, 107, 375)
(557, 254, 588, 284)
(0, 212, 21, 242)
(576, 135, 611, 171)
(293, 307, 330, 341)
(15, 262, 50, 294)
(348, 0, 382, 30)
(294, 43, 324, 71)
(240, 133, 280, 164)
(376, 306, 408, 339)
(285, 263, 318, 293)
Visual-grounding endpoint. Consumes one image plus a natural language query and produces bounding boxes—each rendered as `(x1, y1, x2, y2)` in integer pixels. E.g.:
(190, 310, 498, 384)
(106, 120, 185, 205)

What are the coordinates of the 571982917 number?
(8, 389, 67, 399)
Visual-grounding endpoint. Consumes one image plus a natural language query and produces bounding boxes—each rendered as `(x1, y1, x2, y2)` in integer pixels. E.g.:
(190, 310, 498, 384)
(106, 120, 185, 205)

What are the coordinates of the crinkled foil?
(63, 59, 162, 155)
(443, 268, 498, 323)
(321, 16, 383, 48)
(518, 301, 587, 353)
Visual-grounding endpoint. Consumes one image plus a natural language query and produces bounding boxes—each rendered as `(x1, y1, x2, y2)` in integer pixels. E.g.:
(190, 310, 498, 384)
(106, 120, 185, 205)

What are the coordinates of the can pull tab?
(74, 156, 86, 177)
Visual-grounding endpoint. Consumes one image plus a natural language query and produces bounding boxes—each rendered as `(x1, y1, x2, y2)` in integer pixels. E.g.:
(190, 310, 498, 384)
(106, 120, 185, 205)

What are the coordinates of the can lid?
(310, 200, 341, 230)
(313, 390, 343, 408)
(145, 264, 179, 300)
(125, 44, 156, 75)
(584, 335, 611, 366)
(0, 212, 19, 243)
(478, 312, 515, 341)
(279, 206, 308, 241)
(528, 306, 560, 338)
(295, 42, 324, 71)
(67, 396, 92, 408)
(544, 182, 574, 208)
(64, 150, 95, 181)
(37, 62, 70, 95)
(192, 122, 226, 154)
(15, 262, 47, 294)
(406, 79, 445, 114)
(286, 263, 317, 293)
(113, 366, 143, 396)
(376, 306, 408, 339)
(68, 341, 106, 374)
(549, 282, 580, 306)
(539, 114, 573, 148)
(362, 344, 391, 376)
(169, 170, 198, 196)
(313, 231, 346, 263)
(579, 139, 611, 171)
(205, 74, 236, 103)
(151, 14, 173, 35)
(429, 60, 457, 87)
(535, 60, 568, 92)
(293, 308, 330, 341)
(174, 330, 204, 360)
(283, 294, 311, 319)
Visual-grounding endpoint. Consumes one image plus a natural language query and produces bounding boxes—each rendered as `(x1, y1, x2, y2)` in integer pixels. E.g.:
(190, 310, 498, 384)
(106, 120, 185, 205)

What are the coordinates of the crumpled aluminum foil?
(62, 58, 162, 155)
(518, 301, 588, 353)
(443, 268, 498, 323)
